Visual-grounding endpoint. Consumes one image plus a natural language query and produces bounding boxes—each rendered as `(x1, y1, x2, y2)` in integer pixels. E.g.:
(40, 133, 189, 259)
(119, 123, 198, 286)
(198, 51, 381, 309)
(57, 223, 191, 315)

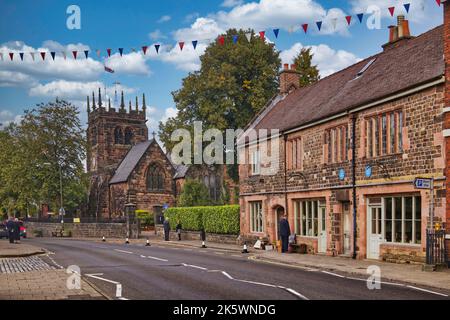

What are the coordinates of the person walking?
(176, 221, 182, 241)
(279, 214, 291, 253)
(6, 217, 15, 244)
(163, 217, 171, 241)
(14, 218, 21, 244)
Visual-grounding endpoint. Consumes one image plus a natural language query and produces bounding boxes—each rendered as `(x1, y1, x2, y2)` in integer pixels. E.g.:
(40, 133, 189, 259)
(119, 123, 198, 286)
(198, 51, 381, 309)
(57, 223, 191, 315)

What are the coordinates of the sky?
(0, 0, 444, 134)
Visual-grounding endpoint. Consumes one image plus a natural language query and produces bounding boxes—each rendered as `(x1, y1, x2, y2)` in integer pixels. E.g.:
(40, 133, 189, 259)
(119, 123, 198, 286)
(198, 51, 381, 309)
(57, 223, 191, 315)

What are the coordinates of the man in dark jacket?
(279, 215, 291, 253)
(163, 218, 171, 241)
(6, 217, 15, 244)
(14, 218, 21, 243)
(176, 221, 182, 241)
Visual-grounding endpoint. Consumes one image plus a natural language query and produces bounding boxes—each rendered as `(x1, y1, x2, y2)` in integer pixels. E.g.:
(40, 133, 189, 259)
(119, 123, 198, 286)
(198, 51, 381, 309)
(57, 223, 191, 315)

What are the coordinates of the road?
(28, 238, 450, 300)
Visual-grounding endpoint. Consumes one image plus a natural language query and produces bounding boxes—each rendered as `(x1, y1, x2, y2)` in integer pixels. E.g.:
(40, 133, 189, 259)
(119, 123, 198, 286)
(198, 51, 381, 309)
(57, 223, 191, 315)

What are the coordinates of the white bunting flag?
(61, 51, 67, 60)
(331, 18, 338, 30)
(30, 52, 35, 61)
(245, 32, 252, 42)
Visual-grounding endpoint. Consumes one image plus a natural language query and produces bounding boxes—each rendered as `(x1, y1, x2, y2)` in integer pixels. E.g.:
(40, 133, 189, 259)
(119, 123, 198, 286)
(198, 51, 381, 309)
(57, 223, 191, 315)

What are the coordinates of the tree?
(159, 29, 281, 152)
(293, 48, 320, 88)
(0, 99, 87, 217)
(178, 179, 211, 207)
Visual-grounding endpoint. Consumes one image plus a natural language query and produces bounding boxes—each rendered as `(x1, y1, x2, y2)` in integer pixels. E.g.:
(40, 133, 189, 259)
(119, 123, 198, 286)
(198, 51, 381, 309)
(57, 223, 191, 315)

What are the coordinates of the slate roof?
(253, 25, 444, 132)
(109, 140, 154, 185)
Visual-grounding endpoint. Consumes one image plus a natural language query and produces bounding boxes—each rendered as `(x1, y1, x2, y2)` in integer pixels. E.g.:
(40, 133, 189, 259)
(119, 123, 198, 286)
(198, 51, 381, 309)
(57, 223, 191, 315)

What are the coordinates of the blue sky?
(0, 0, 443, 133)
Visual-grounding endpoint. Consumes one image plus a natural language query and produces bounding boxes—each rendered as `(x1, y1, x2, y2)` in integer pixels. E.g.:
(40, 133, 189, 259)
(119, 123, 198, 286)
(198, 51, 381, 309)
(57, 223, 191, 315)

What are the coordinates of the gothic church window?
(114, 127, 123, 144)
(147, 164, 165, 191)
(91, 127, 98, 146)
(125, 127, 134, 145)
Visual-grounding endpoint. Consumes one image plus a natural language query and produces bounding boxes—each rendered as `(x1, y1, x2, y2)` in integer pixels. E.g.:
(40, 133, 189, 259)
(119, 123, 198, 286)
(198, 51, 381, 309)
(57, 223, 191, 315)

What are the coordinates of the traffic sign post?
(414, 178, 434, 229)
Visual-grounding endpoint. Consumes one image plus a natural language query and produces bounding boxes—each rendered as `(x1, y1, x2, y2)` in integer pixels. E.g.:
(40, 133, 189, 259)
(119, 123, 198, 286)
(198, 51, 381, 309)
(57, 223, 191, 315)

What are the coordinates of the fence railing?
(426, 227, 447, 266)
(24, 216, 136, 224)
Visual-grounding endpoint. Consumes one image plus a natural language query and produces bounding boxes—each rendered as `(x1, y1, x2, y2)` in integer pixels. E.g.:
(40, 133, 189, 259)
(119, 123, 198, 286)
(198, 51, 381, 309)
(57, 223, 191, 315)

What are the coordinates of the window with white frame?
(366, 110, 403, 158)
(294, 199, 326, 237)
(250, 201, 263, 233)
(250, 149, 261, 175)
(368, 195, 421, 244)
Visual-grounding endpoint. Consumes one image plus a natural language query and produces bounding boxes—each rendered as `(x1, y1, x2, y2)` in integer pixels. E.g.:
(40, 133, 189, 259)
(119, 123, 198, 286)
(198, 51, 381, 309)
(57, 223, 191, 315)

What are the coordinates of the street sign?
(413, 178, 432, 190)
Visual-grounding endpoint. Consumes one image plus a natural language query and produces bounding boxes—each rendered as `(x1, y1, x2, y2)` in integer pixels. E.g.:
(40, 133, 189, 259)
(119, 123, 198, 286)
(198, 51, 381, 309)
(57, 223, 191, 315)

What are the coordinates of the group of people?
(163, 218, 182, 241)
(5, 217, 22, 244)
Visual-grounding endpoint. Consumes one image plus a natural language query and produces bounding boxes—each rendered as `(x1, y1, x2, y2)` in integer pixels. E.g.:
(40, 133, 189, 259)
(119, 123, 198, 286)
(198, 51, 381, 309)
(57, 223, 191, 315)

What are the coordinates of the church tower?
(86, 88, 149, 217)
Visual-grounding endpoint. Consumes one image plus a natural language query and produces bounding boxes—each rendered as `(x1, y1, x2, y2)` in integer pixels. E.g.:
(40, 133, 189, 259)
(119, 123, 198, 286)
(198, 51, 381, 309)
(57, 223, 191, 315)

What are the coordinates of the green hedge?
(136, 210, 155, 227)
(164, 205, 240, 235)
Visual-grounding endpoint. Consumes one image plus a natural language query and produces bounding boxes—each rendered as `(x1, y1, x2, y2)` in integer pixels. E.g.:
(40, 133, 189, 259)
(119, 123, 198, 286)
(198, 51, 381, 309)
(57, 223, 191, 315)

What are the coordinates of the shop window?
(294, 199, 326, 237)
(250, 201, 263, 233)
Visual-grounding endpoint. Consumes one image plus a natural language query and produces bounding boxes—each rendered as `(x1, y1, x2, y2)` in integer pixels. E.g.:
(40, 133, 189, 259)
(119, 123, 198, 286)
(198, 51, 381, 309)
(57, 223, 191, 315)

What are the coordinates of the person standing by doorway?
(176, 221, 182, 241)
(163, 217, 171, 241)
(279, 214, 291, 253)
(6, 217, 15, 244)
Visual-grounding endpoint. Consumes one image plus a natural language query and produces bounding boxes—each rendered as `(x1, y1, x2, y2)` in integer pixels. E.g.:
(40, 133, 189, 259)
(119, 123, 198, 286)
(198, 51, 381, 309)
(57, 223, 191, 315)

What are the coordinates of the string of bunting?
(0, 1, 441, 68)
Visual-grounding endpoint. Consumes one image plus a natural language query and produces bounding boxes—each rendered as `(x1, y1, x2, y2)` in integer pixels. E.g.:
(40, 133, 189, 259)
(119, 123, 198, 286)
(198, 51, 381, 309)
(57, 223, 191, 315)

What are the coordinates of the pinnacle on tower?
(87, 95, 90, 113)
(142, 93, 147, 114)
(120, 91, 125, 110)
(135, 96, 139, 112)
(108, 98, 111, 111)
(92, 92, 96, 110)
(129, 100, 132, 113)
(98, 88, 102, 107)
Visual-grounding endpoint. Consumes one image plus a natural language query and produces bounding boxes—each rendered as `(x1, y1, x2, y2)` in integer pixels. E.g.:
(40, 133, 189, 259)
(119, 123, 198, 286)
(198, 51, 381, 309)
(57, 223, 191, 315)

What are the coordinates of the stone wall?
(155, 225, 241, 245)
(380, 243, 425, 264)
(25, 222, 139, 239)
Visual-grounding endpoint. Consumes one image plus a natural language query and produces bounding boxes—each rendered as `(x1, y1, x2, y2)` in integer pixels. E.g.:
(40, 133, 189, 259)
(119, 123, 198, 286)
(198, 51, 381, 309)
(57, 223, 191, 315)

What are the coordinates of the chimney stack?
(279, 63, 300, 94)
(383, 15, 412, 50)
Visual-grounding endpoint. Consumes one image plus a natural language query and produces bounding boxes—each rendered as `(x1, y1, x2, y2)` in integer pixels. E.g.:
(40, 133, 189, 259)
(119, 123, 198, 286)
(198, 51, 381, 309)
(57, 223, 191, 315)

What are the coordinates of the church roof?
(109, 140, 154, 185)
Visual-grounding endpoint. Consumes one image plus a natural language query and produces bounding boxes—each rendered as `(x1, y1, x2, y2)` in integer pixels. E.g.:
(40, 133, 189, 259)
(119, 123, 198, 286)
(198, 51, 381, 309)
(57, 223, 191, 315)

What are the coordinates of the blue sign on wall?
(365, 165, 372, 178)
(338, 168, 345, 181)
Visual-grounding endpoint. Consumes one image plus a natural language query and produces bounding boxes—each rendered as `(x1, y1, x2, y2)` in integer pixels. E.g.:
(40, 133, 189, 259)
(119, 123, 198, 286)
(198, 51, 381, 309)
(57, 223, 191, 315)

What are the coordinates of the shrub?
(178, 179, 211, 207)
(164, 205, 240, 235)
(136, 210, 154, 227)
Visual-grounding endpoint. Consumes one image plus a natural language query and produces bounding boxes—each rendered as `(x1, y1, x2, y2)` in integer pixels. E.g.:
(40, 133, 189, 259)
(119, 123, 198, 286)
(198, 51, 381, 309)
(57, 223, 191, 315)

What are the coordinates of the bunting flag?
(96, 49, 101, 58)
(316, 21, 322, 31)
(104, 66, 114, 73)
(72, 51, 78, 60)
(245, 32, 252, 42)
(232, 35, 239, 44)
(142, 46, 148, 55)
(107, 48, 112, 57)
(388, 6, 395, 17)
(273, 29, 279, 38)
(40, 52, 46, 61)
(131, 48, 136, 53)
(218, 36, 225, 45)
(259, 31, 265, 40)
(119, 48, 124, 56)
(302, 23, 308, 34)
(436, 0, 441, 6)
(19, 52, 24, 61)
(84, 50, 89, 59)
(331, 18, 338, 30)
(192, 40, 198, 50)
(179, 42, 185, 51)
(61, 51, 66, 60)
(30, 52, 35, 61)
(357, 13, 364, 23)
(404, 3, 410, 13)
(0, 53, 3, 61)
(9, 52, 14, 61)
(50, 52, 56, 61)
(345, 16, 352, 26)
(154, 44, 160, 54)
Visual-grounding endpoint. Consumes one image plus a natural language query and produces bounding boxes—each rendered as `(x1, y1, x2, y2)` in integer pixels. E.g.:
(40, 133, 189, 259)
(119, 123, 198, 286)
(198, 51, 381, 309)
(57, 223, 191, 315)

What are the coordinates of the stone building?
(239, 15, 450, 263)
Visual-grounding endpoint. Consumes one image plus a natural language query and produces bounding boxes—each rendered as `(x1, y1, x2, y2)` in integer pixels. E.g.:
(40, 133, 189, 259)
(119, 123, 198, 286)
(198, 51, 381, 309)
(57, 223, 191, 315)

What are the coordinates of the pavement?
(0, 239, 45, 258)
(18, 237, 450, 300)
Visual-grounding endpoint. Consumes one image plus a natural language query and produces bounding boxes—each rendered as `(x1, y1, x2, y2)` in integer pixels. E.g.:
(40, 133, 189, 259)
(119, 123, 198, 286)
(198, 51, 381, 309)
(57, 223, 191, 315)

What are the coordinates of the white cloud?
(29, 80, 135, 100)
(280, 43, 362, 77)
(160, 107, 178, 124)
(0, 70, 38, 87)
(149, 29, 167, 41)
(158, 15, 171, 23)
(0, 110, 22, 126)
(105, 52, 151, 75)
(173, 18, 225, 42)
(221, 0, 244, 8)
(350, 0, 428, 22)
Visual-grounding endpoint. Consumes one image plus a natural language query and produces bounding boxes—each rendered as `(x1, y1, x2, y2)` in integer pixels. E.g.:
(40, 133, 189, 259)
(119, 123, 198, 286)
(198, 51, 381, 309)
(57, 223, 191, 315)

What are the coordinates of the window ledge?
(380, 242, 421, 248)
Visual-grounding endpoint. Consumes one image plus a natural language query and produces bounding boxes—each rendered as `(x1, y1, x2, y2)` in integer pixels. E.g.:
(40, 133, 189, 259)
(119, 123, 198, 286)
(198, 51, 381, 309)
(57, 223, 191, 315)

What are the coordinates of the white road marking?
(321, 270, 346, 278)
(85, 273, 128, 300)
(114, 249, 134, 254)
(221, 271, 234, 280)
(236, 279, 278, 288)
(147, 256, 168, 262)
(406, 285, 449, 297)
(286, 288, 309, 300)
(182, 263, 208, 271)
(214, 252, 224, 255)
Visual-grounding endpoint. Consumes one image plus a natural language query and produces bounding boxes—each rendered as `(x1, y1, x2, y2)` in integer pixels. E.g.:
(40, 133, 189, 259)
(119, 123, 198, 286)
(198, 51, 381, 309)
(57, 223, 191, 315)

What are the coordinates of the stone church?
(86, 89, 236, 219)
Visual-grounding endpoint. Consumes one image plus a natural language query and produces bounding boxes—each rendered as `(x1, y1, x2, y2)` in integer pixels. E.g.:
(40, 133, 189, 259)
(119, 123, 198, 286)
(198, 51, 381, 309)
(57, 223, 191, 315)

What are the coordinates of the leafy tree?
(178, 179, 211, 207)
(0, 99, 87, 217)
(293, 47, 320, 88)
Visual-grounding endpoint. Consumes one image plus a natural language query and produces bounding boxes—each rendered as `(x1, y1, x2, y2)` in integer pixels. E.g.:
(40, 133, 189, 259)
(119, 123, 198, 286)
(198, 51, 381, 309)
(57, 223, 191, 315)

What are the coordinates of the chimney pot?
(280, 62, 300, 94)
(284, 63, 289, 70)
(290, 64, 296, 70)
(401, 19, 411, 38)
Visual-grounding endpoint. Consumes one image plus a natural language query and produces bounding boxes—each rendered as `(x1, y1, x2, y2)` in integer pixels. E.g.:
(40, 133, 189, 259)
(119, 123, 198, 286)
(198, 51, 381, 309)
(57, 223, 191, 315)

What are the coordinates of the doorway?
(317, 203, 327, 254)
(367, 199, 383, 260)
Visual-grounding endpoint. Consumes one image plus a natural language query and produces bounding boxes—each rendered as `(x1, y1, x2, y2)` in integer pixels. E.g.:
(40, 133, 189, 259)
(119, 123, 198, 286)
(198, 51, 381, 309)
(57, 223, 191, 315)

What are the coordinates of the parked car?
(0, 223, 8, 239)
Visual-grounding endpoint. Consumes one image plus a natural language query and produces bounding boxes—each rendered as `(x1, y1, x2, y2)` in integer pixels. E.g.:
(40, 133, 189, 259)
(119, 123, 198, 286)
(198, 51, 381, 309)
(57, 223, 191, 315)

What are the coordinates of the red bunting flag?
(9, 53, 14, 61)
(179, 42, 185, 51)
(218, 36, 225, 45)
(346, 16, 352, 25)
(388, 6, 395, 17)
(142, 46, 148, 55)
(72, 51, 77, 60)
(302, 24, 308, 34)
(436, 0, 441, 6)
(259, 31, 265, 40)
(107, 49, 112, 57)
(40, 52, 46, 61)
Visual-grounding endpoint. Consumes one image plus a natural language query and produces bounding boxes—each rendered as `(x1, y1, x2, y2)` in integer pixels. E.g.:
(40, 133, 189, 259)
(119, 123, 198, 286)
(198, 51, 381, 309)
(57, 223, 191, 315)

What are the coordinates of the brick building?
(239, 14, 450, 263)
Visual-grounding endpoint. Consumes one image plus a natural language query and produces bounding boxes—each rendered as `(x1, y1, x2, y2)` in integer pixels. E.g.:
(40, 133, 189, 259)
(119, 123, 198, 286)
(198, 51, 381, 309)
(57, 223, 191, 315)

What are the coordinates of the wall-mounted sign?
(365, 165, 372, 178)
(338, 168, 345, 181)
(414, 178, 432, 190)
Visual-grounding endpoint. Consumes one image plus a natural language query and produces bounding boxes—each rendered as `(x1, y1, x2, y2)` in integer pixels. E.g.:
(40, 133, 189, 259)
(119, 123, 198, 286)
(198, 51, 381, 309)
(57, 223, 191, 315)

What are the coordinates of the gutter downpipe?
(284, 134, 289, 221)
(351, 114, 358, 260)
